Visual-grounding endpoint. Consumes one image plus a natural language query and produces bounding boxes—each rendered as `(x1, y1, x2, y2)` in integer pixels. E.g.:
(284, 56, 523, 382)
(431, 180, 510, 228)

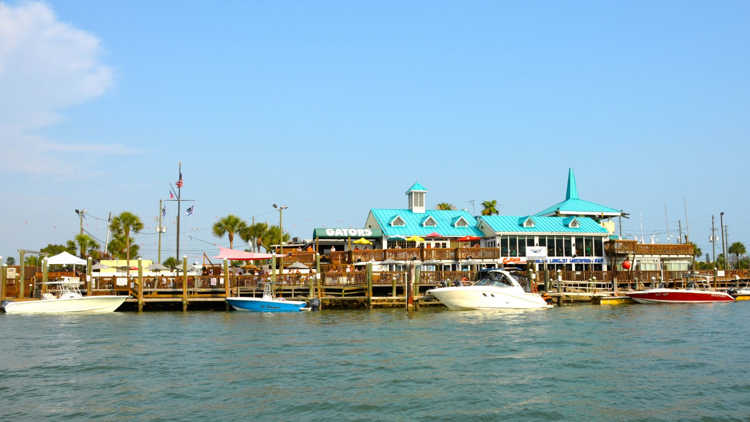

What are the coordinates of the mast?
(176, 162, 182, 261)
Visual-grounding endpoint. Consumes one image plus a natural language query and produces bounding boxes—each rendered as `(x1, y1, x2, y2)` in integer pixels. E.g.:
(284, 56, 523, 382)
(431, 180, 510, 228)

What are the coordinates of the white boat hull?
(429, 286, 552, 310)
(2, 296, 128, 314)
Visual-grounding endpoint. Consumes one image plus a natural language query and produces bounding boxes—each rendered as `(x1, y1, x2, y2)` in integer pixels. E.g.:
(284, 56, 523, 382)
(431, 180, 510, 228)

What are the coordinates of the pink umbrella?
(425, 232, 442, 238)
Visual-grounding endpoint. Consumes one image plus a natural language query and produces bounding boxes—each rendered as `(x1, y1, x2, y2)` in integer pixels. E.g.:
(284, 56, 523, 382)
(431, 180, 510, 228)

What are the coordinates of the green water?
(2, 304, 749, 421)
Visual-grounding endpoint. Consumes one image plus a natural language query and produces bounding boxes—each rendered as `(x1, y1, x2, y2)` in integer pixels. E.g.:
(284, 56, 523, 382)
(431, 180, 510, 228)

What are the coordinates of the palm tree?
(73, 234, 100, 259)
(162, 256, 178, 269)
(729, 242, 746, 270)
(260, 225, 289, 253)
(212, 214, 247, 250)
(240, 222, 269, 253)
(436, 203, 456, 210)
(481, 200, 500, 216)
(687, 242, 702, 259)
(108, 233, 140, 261)
(110, 211, 144, 270)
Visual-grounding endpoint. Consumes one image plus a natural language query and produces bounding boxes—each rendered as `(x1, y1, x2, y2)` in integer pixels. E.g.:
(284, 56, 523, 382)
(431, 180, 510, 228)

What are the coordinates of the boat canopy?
(211, 246, 275, 261)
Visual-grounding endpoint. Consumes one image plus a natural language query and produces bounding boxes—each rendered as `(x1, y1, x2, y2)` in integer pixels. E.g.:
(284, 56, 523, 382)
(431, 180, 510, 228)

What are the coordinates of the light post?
(75, 209, 86, 235)
(273, 204, 288, 284)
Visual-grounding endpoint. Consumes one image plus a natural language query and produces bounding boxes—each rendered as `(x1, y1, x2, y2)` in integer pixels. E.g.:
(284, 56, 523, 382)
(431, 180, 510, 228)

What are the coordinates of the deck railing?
(605, 240, 694, 256)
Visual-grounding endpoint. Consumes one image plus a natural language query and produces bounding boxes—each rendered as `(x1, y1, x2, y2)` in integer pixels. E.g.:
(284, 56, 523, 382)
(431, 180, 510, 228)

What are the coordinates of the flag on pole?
(176, 171, 184, 188)
(170, 191, 174, 199)
(186, 206, 194, 216)
(162, 207, 166, 217)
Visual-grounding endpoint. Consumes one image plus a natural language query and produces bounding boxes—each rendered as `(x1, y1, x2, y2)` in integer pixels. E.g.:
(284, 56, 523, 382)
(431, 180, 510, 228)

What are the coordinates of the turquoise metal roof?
(536, 168, 621, 216)
(370, 209, 483, 237)
(405, 182, 427, 193)
(536, 198, 622, 216)
(478, 216, 608, 234)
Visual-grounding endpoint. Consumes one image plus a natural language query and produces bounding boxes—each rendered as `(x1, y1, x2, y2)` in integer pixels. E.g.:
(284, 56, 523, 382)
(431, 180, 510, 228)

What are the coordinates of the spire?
(565, 168, 579, 200)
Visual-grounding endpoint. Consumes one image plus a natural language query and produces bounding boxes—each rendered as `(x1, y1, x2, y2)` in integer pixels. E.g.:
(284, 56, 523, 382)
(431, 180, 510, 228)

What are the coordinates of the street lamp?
(75, 209, 86, 235)
(272, 204, 288, 254)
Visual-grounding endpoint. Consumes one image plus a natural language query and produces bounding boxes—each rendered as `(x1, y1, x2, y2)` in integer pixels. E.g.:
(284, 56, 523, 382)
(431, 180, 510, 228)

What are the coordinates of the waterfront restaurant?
(476, 215, 610, 271)
(364, 183, 485, 249)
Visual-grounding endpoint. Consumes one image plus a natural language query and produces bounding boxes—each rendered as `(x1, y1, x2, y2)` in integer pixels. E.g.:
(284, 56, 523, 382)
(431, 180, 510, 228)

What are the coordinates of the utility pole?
(75, 209, 86, 235)
(105, 212, 112, 256)
(176, 162, 182, 261)
(720, 212, 726, 270)
(678, 220, 682, 244)
(725, 225, 730, 269)
(684, 198, 690, 243)
(711, 215, 716, 264)
(664, 204, 670, 243)
(158, 199, 164, 264)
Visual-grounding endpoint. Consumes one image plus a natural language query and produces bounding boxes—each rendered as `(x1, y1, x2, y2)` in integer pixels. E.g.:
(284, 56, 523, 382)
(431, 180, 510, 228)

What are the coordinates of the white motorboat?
(1, 278, 128, 314)
(428, 269, 552, 310)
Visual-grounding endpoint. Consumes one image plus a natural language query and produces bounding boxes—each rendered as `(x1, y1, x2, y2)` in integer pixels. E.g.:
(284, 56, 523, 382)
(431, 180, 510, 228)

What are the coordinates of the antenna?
(467, 200, 475, 215)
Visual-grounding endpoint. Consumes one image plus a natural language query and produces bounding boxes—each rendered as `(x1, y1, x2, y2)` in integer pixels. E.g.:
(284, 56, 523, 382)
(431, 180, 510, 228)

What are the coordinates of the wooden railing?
(605, 240, 694, 256)
(331, 248, 500, 264)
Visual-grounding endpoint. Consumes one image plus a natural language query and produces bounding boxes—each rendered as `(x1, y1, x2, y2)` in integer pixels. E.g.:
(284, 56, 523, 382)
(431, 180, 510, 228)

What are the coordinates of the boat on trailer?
(1, 277, 128, 314)
(226, 282, 310, 312)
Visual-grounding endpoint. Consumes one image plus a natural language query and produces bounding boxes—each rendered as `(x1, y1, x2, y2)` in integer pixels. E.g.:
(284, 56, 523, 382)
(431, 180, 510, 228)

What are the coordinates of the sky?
(1, 0, 748, 264)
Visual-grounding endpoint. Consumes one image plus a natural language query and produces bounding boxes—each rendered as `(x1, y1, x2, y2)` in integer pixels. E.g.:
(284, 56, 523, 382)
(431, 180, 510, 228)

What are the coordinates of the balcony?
(605, 240, 694, 256)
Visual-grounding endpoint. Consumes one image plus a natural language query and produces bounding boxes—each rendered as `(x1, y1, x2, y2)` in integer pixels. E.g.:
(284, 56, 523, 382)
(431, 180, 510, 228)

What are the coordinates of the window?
(574, 237, 583, 256)
(518, 236, 527, 257)
(585, 237, 593, 257)
(665, 262, 689, 271)
(547, 236, 555, 257)
(556, 237, 563, 258)
(508, 237, 518, 257)
(564, 237, 571, 257)
(500, 238, 509, 257)
(391, 216, 405, 227)
(594, 238, 603, 256)
(523, 217, 534, 228)
(454, 218, 468, 227)
(422, 216, 437, 227)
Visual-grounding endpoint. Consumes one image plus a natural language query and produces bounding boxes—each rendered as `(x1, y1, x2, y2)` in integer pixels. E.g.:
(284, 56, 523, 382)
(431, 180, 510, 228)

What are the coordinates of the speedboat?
(628, 276, 735, 304)
(427, 269, 552, 310)
(1, 278, 128, 314)
(226, 282, 310, 312)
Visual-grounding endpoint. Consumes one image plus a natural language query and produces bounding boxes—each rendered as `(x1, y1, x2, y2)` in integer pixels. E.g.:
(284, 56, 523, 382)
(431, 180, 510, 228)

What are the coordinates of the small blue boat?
(226, 283, 309, 312)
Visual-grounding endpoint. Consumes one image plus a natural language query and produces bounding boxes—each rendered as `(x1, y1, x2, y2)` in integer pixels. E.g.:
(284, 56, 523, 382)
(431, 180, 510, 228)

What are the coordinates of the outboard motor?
(308, 298, 321, 312)
(0, 300, 13, 312)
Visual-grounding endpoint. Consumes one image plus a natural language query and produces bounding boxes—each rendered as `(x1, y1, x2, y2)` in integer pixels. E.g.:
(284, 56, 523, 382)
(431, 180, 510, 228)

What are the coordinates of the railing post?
(87, 257, 93, 296)
(366, 263, 373, 310)
(592, 276, 596, 294)
(137, 258, 144, 312)
(556, 269, 563, 306)
(414, 265, 420, 311)
(634, 277, 639, 291)
(1, 263, 6, 301)
(392, 272, 397, 298)
(224, 258, 230, 311)
(182, 256, 188, 312)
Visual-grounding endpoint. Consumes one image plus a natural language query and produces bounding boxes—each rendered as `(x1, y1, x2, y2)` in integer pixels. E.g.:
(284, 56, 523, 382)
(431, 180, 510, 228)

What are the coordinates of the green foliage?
(110, 211, 143, 267)
(686, 242, 701, 258)
(241, 222, 269, 253)
(481, 200, 500, 216)
(73, 234, 101, 259)
(260, 225, 290, 252)
(212, 214, 247, 250)
(729, 242, 746, 270)
(40, 244, 73, 256)
(162, 256, 178, 268)
(108, 234, 139, 260)
(24, 255, 40, 266)
(436, 202, 456, 210)
(5, 256, 15, 265)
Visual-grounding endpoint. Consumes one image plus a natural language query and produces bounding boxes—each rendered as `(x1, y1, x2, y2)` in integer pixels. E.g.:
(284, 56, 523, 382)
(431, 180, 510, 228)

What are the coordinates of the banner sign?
(313, 228, 383, 239)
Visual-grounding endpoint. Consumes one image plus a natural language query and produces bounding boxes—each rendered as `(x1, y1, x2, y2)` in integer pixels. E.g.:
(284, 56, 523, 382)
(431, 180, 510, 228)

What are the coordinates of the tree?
(260, 225, 289, 253)
(109, 211, 143, 269)
(212, 214, 247, 250)
(481, 200, 500, 216)
(108, 234, 140, 261)
(729, 242, 746, 270)
(686, 242, 702, 259)
(6, 256, 15, 265)
(73, 234, 101, 259)
(40, 243, 73, 256)
(162, 256, 178, 269)
(436, 203, 456, 210)
(705, 253, 710, 263)
(240, 222, 268, 253)
(24, 255, 40, 266)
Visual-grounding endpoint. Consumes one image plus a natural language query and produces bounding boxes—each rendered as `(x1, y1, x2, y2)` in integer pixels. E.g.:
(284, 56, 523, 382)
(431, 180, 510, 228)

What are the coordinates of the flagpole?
(158, 199, 163, 264)
(176, 161, 182, 261)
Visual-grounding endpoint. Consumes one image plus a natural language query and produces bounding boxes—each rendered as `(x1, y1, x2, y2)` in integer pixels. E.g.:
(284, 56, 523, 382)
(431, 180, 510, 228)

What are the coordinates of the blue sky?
(1, 0, 748, 263)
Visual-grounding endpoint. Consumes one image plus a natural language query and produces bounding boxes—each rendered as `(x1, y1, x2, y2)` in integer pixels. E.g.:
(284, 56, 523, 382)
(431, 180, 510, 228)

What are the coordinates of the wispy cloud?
(0, 1, 139, 176)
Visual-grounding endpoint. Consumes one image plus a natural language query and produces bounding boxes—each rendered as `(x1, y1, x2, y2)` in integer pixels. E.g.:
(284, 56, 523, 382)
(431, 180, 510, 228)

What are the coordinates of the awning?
(211, 246, 275, 261)
(46, 252, 87, 266)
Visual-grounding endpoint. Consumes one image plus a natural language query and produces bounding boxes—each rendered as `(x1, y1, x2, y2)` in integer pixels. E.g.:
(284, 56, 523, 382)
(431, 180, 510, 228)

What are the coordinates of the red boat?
(628, 276, 735, 304)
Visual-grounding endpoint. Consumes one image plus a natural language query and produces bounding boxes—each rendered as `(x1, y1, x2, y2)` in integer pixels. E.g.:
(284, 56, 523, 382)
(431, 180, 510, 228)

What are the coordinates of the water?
(2, 304, 750, 421)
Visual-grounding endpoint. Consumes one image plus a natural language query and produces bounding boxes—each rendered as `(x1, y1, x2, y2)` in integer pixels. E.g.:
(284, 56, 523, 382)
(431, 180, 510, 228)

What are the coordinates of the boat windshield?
(474, 272, 515, 288)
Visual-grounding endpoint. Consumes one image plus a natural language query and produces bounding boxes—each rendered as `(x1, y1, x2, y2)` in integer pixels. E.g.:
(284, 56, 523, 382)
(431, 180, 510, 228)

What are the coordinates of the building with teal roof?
(536, 168, 624, 218)
(364, 183, 484, 248)
(476, 214, 609, 270)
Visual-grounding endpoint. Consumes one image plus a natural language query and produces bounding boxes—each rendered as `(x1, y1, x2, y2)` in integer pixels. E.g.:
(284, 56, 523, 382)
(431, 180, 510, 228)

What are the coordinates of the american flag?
(169, 191, 174, 199)
(186, 206, 194, 216)
(176, 171, 183, 188)
(162, 207, 166, 217)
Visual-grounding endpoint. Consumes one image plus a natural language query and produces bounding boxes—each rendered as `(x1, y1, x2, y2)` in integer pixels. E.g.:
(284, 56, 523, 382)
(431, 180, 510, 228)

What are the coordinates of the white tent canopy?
(46, 251, 87, 266)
